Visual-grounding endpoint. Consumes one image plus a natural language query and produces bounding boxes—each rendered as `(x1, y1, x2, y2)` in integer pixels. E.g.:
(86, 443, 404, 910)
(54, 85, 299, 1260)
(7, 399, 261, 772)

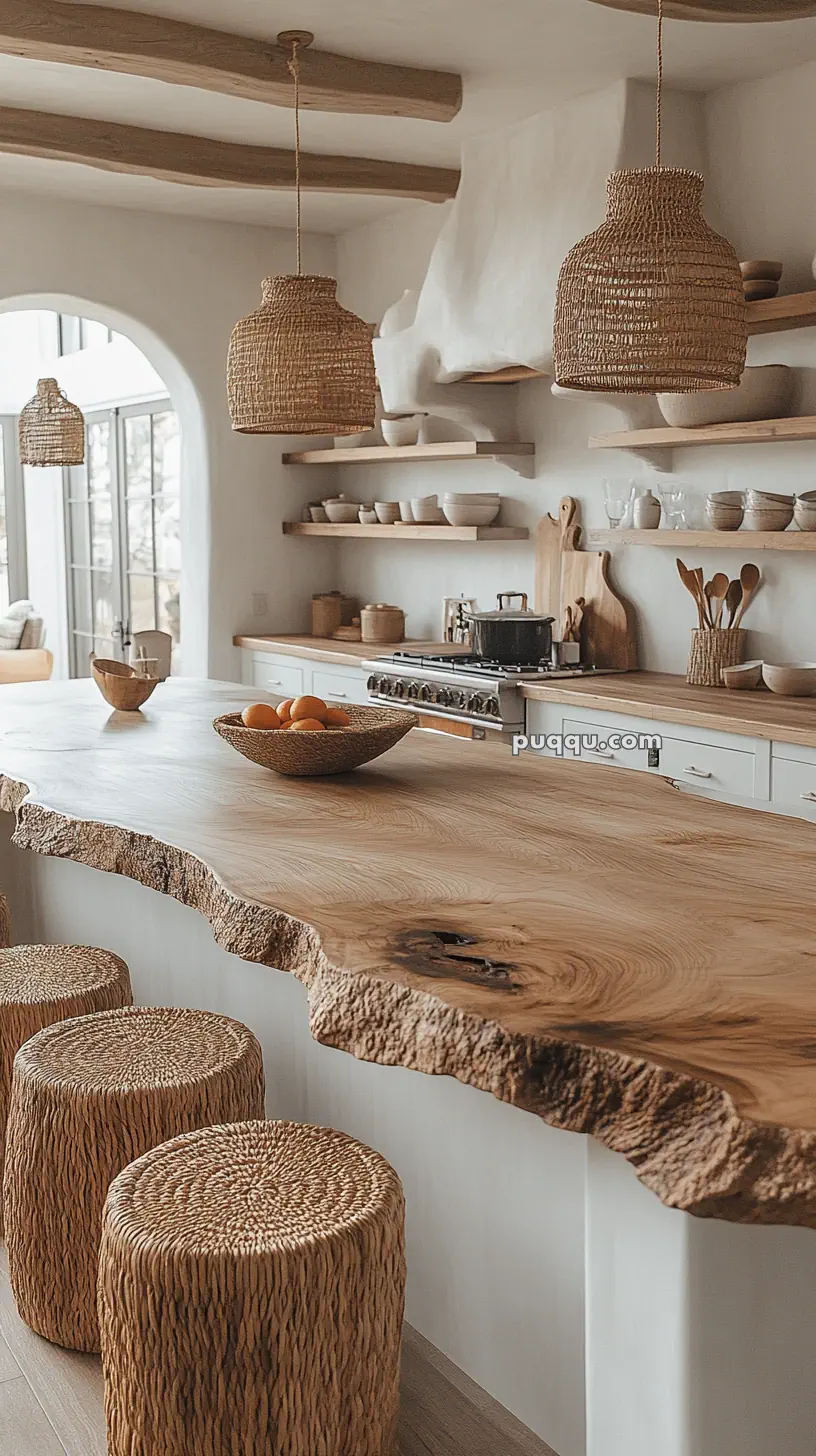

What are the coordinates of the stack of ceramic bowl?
(373, 501, 401, 524)
(411, 494, 446, 524)
(323, 497, 359, 523)
(743, 489, 794, 531)
(705, 490, 744, 531)
(740, 260, 783, 303)
(794, 490, 816, 531)
(442, 493, 500, 527)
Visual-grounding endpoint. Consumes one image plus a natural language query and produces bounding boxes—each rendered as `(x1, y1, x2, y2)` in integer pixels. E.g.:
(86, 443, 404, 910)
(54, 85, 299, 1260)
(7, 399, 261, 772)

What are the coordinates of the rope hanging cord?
(656, 0, 664, 167)
(287, 41, 302, 276)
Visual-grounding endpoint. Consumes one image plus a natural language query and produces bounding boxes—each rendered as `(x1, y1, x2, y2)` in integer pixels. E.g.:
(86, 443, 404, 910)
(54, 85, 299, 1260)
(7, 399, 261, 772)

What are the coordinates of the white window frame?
(0, 415, 27, 602)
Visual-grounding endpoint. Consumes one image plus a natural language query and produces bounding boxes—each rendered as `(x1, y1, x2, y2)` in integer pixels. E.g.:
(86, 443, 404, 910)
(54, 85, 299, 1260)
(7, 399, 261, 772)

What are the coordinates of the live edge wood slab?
(3, 680, 816, 1230)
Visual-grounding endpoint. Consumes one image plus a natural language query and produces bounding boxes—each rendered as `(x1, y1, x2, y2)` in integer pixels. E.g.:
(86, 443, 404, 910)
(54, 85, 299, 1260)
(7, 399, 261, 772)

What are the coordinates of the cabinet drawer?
(251, 659, 304, 698)
(561, 718, 650, 772)
(312, 667, 369, 706)
(657, 735, 755, 799)
(772, 756, 816, 822)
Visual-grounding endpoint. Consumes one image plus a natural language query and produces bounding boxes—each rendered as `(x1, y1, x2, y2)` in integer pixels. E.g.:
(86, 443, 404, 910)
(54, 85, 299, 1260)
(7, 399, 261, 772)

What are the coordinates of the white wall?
(0, 189, 339, 680)
(335, 64, 816, 673)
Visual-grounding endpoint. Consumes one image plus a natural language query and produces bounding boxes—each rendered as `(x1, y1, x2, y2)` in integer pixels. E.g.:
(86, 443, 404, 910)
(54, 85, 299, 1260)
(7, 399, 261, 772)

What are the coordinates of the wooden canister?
(360, 603, 405, 644)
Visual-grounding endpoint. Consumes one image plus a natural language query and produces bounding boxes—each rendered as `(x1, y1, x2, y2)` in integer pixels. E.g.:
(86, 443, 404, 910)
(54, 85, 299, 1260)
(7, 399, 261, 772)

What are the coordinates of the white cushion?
(0, 599, 34, 652)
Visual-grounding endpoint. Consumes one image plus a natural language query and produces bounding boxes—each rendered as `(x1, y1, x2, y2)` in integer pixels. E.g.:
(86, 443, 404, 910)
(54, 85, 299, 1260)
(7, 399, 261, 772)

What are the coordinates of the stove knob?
(394, 679, 407, 699)
(367, 674, 381, 695)
(418, 683, 432, 703)
(466, 692, 484, 715)
(488, 694, 501, 718)
(406, 680, 420, 700)
(436, 687, 452, 707)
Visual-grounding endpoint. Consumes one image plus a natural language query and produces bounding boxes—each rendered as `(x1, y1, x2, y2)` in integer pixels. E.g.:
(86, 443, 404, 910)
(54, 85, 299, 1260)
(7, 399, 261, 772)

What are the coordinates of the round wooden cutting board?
(589, 0, 816, 19)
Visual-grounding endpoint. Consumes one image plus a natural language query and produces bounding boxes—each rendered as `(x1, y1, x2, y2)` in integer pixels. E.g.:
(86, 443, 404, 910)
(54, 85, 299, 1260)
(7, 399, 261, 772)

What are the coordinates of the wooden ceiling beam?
(0, 1, 463, 121)
(589, 0, 816, 19)
(0, 105, 461, 200)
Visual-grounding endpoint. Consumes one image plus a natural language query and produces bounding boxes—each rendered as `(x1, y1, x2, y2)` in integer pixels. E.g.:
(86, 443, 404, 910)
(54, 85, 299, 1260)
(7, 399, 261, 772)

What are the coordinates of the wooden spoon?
(707, 572, 729, 628)
(725, 578, 743, 629)
(733, 563, 760, 629)
(676, 558, 705, 628)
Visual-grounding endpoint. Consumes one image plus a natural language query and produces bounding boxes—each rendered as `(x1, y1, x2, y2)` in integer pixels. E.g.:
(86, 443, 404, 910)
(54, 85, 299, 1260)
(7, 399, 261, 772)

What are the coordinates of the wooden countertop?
(3, 678, 816, 1229)
(234, 634, 465, 667)
(522, 671, 816, 747)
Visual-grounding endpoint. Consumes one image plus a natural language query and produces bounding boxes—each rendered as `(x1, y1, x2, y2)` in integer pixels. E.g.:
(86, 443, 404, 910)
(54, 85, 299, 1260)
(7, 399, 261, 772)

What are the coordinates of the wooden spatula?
(676, 558, 705, 628)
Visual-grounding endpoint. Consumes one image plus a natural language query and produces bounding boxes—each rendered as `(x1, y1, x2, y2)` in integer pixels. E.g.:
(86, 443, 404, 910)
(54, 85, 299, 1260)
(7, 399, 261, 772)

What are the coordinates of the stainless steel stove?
(364, 651, 617, 736)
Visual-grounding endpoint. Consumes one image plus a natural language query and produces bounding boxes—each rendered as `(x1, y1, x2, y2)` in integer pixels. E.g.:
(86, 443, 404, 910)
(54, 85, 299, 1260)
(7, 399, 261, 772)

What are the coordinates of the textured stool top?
(14, 1006, 260, 1093)
(0, 944, 129, 1007)
(104, 1120, 404, 1258)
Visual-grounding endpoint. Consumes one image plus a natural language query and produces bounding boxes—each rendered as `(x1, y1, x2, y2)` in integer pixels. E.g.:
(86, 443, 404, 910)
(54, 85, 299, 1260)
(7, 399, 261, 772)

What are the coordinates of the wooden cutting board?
(534, 497, 638, 671)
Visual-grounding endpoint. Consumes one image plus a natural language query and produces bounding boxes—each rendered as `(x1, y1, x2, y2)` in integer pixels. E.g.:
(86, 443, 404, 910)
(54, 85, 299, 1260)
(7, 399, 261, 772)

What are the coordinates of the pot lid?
(467, 607, 554, 622)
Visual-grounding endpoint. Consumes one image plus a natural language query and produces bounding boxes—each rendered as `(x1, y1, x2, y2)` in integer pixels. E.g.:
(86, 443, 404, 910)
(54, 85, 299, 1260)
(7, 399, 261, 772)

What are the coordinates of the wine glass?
(603, 480, 628, 529)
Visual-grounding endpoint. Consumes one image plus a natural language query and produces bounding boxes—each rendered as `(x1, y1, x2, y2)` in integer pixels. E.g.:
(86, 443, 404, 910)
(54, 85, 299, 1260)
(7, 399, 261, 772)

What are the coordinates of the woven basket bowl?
(91, 658, 159, 711)
(213, 705, 417, 777)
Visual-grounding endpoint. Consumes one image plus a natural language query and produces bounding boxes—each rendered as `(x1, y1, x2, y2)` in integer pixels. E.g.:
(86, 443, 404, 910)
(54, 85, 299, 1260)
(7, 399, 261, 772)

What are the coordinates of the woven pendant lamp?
(19, 378, 85, 466)
(227, 32, 376, 435)
(553, 0, 747, 393)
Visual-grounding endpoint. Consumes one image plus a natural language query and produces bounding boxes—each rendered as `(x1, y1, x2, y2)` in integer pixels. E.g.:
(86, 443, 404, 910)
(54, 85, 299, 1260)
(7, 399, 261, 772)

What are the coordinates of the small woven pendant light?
(227, 31, 376, 435)
(19, 378, 85, 466)
(553, 0, 747, 393)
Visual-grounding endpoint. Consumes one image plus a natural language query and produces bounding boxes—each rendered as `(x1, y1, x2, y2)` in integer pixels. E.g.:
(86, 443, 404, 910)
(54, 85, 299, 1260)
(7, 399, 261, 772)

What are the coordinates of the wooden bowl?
(743, 280, 779, 302)
(740, 260, 783, 282)
(91, 658, 159, 711)
(213, 704, 418, 777)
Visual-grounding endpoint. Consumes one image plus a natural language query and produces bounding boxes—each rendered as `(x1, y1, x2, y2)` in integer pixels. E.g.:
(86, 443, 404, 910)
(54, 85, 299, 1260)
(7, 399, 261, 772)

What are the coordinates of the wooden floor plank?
(0, 1246, 554, 1456)
(0, 1378, 67, 1455)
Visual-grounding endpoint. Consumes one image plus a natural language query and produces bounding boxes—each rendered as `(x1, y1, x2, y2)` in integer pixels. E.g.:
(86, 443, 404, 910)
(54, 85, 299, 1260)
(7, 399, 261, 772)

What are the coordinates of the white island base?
(2, 817, 815, 1456)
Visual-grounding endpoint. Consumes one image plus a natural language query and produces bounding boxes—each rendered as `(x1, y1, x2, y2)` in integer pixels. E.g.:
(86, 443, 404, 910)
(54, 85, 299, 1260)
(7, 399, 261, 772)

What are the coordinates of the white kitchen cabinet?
(527, 698, 772, 809)
(771, 752, 816, 822)
(240, 650, 368, 706)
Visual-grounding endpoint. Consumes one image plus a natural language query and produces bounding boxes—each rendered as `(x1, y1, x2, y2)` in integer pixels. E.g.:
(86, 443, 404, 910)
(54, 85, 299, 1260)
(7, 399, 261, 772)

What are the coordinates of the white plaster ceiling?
(1, 0, 816, 232)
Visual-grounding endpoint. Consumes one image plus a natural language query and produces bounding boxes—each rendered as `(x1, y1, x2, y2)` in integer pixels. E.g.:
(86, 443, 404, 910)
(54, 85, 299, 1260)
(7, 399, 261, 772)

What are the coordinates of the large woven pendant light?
(19, 378, 85, 466)
(227, 31, 376, 435)
(553, 0, 747, 393)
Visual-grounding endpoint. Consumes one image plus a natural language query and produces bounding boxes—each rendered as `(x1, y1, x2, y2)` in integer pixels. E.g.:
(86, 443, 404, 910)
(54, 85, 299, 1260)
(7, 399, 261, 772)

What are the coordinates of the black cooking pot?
(467, 593, 554, 665)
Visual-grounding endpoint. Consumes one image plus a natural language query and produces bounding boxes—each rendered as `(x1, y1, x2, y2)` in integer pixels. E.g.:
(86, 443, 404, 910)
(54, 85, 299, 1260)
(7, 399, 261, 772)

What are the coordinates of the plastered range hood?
(373, 79, 716, 443)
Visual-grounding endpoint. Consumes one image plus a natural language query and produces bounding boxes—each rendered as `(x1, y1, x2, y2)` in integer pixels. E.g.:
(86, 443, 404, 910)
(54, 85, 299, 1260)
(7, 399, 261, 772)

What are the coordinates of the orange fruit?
(324, 706, 351, 727)
(277, 698, 294, 722)
(290, 695, 328, 723)
(289, 717, 326, 732)
(241, 702, 281, 730)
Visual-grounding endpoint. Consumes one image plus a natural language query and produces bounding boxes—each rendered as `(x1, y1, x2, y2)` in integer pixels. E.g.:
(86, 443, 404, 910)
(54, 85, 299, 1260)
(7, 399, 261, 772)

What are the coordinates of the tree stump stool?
(0, 943, 132, 1235)
(4, 1005, 265, 1352)
(98, 1120, 406, 1456)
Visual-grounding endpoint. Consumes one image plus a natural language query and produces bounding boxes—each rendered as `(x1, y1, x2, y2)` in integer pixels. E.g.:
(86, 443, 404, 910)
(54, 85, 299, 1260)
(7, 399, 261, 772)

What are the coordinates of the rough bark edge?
(2, 771, 814, 1230)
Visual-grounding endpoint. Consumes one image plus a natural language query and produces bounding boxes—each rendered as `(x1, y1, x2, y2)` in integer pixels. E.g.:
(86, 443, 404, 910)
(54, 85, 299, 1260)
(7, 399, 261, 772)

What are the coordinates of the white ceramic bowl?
(705, 502, 744, 531)
(381, 415, 422, 448)
(323, 499, 360, 524)
(358, 508, 377, 524)
(442, 492, 500, 502)
(443, 502, 501, 527)
(794, 505, 816, 532)
(657, 365, 793, 429)
(374, 501, 401, 524)
(310, 506, 328, 523)
(398, 500, 414, 522)
(762, 663, 816, 697)
(796, 490, 816, 504)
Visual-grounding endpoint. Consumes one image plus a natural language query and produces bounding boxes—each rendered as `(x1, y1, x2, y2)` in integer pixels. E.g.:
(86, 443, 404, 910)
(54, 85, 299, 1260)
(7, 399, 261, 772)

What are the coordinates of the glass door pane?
(120, 406, 180, 656)
(64, 413, 125, 676)
(0, 425, 8, 615)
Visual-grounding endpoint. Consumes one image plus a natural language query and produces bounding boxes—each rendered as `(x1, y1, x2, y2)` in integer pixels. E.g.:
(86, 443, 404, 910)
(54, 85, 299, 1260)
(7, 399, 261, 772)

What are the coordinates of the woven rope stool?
(4, 1005, 265, 1353)
(98, 1120, 406, 1456)
(0, 942, 132, 1236)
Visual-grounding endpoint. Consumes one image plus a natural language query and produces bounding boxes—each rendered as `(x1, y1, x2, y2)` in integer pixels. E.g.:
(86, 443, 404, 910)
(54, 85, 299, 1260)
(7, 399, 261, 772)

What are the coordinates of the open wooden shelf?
(283, 522, 529, 541)
(282, 441, 534, 465)
(460, 290, 816, 384)
(589, 415, 816, 453)
(586, 529, 816, 550)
